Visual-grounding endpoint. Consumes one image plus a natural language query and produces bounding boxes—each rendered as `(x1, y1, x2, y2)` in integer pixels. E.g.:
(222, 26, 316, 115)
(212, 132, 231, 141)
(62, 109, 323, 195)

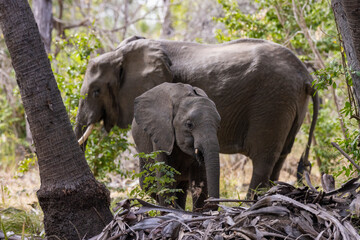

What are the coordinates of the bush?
(130, 151, 182, 206)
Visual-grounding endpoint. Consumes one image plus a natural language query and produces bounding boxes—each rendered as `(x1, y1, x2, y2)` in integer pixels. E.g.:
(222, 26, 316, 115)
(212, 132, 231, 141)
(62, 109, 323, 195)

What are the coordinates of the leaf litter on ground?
(92, 142, 360, 239)
(89, 173, 360, 240)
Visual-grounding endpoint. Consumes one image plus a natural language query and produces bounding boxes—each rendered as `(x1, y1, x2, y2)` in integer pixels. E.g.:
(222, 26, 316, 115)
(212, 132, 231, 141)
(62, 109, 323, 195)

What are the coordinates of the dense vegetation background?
(0, 0, 358, 236)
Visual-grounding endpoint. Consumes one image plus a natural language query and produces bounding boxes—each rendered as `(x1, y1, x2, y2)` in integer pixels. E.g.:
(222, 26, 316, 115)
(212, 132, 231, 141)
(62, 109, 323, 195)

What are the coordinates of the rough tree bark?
(0, 1, 113, 239)
(27, 0, 54, 153)
(342, 0, 360, 63)
(332, 0, 360, 115)
(33, 0, 52, 53)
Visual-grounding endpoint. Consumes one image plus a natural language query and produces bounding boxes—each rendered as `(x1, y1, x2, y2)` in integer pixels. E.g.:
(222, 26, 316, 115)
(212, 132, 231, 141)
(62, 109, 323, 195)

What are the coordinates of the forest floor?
(0, 141, 322, 212)
(2, 136, 353, 237)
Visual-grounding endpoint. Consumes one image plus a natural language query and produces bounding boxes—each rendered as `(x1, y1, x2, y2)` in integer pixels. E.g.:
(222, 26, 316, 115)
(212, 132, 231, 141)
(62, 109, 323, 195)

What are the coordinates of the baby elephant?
(132, 82, 221, 210)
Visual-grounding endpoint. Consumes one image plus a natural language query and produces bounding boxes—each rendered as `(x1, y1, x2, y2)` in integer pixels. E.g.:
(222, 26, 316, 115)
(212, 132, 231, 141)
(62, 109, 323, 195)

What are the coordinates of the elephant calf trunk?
(204, 150, 220, 199)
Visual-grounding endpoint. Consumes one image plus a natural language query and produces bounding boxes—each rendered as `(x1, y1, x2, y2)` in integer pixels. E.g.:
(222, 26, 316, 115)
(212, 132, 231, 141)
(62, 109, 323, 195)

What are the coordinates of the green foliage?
(312, 61, 344, 90)
(302, 102, 341, 174)
(53, 30, 102, 123)
(336, 130, 360, 178)
(311, 62, 360, 178)
(130, 151, 182, 206)
(171, 0, 190, 35)
(1, 185, 10, 206)
(215, 0, 269, 41)
(215, 0, 338, 60)
(0, 87, 27, 169)
(85, 125, 130, 179)
(15, 154, 37, 178)
(311, 57, 360, 178)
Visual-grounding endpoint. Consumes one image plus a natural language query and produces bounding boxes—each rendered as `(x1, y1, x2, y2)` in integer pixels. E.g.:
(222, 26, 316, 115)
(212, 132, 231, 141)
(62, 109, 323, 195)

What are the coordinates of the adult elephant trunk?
(74, 108, 86, 139)
(197, 137, 220, 199)
(74, 111, 94, 150)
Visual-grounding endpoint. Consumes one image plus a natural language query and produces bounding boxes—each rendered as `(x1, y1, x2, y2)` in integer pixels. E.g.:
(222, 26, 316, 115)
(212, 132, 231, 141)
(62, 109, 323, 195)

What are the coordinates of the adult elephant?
(75, 36, 318, 195)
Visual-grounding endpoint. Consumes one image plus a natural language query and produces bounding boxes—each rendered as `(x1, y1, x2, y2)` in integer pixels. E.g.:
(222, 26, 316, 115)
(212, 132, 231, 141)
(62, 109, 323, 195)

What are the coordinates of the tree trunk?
(160, 0, 174, 39)
(32, 0, 53, 53)
(27, 0, 53, 152)
(0, 1, 113, 239)
(122, 0, 129, 39)
(332, 0, 360, 115)
(342, 0, 360, 63)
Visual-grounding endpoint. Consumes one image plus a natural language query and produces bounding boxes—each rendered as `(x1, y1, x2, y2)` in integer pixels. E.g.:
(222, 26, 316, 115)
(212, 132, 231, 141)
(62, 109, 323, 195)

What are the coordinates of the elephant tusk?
(194, 148, 204, 166)
(78, 124, 95, 145)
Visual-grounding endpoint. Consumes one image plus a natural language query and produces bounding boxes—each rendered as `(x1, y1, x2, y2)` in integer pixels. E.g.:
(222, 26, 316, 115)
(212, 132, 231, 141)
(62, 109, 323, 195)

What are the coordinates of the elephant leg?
(246, 137, 288, 198)
(248, 152, 280, 196)
(246, 110, 295, 198)
(247, 133, 285, 196)
(175, 181, 189, 210)
(270, 153, 288, 182)
(270, 115, 301, 182)
(190, 162, 208, 209)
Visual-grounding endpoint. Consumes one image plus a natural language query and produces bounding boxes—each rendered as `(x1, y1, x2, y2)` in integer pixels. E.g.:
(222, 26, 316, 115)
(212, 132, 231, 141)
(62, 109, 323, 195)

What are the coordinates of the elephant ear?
(134, 84, 174, 154)
(83, 50, 124, 131)
(188, 85, 208, 97)
(121, 39, 173, 89)
(116, 35, 146, 49)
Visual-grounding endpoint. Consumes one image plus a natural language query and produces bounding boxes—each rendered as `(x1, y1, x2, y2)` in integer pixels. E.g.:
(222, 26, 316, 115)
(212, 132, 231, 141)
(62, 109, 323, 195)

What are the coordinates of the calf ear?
(182, 84, 208, 97)
(192, 86, 208, 97)
(134, 84, 175, 155)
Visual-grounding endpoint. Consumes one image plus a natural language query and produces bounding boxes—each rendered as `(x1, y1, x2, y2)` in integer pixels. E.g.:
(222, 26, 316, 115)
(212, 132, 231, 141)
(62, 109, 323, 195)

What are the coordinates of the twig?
(331, 142, 360, 172)
(52, 17, 90, 30)
(304, 170, 318, 192)
(204, 198, 256, 203)
(184, 216, 220, 223)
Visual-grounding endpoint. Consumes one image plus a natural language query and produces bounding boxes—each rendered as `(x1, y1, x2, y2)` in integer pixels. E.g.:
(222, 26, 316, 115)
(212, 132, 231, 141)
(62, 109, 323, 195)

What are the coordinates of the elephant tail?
(297, 88, 319, 181)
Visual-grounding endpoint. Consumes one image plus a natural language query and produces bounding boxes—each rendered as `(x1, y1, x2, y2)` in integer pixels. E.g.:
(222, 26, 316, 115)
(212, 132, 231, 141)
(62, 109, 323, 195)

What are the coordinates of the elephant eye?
(185, 120, 193, 130)
(93, 89, 100, 98)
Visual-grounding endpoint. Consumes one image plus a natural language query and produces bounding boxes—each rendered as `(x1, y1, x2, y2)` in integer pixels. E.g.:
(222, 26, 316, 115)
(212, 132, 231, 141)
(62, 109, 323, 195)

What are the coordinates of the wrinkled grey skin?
(131, 82, 221, 209)
(75, 36, 318, 196)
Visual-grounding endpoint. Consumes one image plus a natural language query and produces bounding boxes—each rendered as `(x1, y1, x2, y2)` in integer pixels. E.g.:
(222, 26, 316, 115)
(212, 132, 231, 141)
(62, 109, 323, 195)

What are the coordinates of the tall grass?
(0, 205, 44, 237)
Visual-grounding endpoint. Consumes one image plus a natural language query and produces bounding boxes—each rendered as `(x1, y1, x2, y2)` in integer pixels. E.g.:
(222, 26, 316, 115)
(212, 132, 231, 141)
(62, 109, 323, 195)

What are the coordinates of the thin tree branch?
(292, 0, 325, 68)
(110, 5, 161, 33)
(53, 17, 90, 30)
(273, 2, 294, 50)
(331, 142, 360, 172)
